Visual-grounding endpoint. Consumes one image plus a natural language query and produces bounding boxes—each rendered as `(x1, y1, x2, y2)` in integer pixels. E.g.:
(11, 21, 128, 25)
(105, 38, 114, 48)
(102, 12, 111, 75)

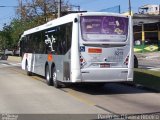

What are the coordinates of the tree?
(10, 18, 41, 48)
(0, 32, 5, 50)
(0, 24, 12, 50)
(0, 0, 72, 50)
(17, 0, 71, 24)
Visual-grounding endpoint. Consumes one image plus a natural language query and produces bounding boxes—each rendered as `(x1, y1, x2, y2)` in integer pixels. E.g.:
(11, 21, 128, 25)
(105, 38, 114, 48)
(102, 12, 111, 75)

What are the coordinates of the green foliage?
(0, 18, 40, 50)
(10, 18, 40, 46)
(0, 0, 71, 50)
(0, 25, 12, 50)
(134, 69, 160, 92)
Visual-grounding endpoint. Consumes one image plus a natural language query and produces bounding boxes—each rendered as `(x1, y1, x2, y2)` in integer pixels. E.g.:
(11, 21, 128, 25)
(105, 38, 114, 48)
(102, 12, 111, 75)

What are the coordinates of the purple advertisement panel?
(80, 16, 129, 42)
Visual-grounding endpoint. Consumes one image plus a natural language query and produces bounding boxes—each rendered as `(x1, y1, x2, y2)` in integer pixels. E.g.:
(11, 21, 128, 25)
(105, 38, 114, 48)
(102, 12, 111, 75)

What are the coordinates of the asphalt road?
(0, 60, 160, 119)
(136, 52, 160, 71)
(138, 58, 160, 68)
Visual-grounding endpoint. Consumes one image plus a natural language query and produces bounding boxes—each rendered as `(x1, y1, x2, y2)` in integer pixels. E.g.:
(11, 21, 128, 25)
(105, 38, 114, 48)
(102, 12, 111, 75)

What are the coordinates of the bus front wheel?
(45, 65, 53, 86)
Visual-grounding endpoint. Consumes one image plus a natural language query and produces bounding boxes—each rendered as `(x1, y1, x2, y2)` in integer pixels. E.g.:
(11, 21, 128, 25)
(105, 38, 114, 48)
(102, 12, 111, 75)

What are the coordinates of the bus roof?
(21, 12, 129, 37)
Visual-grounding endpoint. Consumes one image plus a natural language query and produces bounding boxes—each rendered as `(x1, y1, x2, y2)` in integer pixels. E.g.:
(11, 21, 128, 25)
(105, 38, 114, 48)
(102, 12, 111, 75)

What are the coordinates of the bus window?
(80, 16, 128, 42)
(45, 22, 72, 55)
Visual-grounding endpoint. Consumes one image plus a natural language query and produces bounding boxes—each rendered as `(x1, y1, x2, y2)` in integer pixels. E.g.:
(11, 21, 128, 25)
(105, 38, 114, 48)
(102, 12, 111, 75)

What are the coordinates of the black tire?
(134, 55, 138, 68)
(52, 67, 61, 88)
(25, 61, 32, 76)
(45, 65, 53, 86)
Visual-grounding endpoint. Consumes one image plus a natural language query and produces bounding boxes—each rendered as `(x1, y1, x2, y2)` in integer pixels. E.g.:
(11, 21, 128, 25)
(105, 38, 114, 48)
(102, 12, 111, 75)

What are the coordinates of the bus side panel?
(51, 51, 71, 82)
(21, 53, 33, 72)
(52, 55, 64, 81)
(62, 50, 71, 81)
(25, 53, 68, 80)
(21, 54, 27, 70)
(32, 54, 47, 76)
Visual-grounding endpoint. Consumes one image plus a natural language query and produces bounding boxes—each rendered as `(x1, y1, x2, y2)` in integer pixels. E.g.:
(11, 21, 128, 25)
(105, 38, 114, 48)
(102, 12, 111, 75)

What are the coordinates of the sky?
(0, 0, 160, 30)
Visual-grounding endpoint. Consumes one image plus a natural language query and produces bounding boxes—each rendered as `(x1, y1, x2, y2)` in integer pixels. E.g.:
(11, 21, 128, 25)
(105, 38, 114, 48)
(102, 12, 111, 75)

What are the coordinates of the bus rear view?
(78, 13, 133, 83)
(20, 12, 133, 88)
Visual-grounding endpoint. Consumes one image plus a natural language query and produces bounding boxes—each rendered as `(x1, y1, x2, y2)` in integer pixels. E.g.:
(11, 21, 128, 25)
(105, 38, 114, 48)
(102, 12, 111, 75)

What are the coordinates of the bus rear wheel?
(45, 65, 53, 86)
(52, 67, 61, 88)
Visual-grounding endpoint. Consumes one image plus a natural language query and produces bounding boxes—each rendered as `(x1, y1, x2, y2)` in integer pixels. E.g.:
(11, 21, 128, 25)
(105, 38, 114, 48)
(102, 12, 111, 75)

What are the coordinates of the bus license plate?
(100, 63, 110, 68)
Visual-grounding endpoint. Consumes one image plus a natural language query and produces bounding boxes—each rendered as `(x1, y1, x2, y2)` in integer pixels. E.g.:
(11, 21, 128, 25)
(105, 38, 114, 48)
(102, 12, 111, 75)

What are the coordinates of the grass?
(134, 69, 160, 92)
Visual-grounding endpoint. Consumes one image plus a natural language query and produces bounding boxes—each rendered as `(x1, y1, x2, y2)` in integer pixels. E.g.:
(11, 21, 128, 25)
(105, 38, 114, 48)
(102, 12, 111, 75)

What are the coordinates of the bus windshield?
(80, 16, 129, 42)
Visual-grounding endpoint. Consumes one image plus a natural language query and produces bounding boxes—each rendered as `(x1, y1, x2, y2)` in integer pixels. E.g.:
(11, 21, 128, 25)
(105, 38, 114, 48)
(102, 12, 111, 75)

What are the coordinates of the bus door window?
(44, 23, 72, 55)
(45, 28, 58, 54)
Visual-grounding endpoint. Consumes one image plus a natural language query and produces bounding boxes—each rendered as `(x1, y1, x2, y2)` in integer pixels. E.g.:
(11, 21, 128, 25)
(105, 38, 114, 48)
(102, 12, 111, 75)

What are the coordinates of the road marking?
(1, 63, 21, 68)
(146, 67, 155, 69)
(146, 56, 159, 59)
(8, 63, 21, 66)
(61, 88, 95, 106)
(1, 64, 8, 66)
(149, 68, 160, 71)
(31, 76, 46, 83)
(138, 65, 160, 71)
(95, 105, 117, 114)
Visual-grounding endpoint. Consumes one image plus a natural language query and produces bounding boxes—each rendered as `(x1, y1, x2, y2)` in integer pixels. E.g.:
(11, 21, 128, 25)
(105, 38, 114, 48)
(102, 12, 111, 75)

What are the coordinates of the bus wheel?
(45, 65, 53, 86)
(134, 55, 138, 68)
(52, 67, 60, 88)
(25, 61, 32, 76)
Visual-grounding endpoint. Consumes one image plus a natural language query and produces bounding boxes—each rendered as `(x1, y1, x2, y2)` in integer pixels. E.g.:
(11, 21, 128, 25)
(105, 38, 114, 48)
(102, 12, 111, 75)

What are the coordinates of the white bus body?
(20, 12, 134, 87)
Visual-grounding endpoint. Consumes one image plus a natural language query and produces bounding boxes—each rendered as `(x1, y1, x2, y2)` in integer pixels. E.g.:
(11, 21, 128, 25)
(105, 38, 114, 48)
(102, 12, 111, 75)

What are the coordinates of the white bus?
(20, 12, 134, 88)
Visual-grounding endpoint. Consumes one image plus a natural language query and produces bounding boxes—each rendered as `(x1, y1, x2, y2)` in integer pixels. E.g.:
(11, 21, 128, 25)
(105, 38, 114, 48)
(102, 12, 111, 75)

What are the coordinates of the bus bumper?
(80, 68, 133, 82)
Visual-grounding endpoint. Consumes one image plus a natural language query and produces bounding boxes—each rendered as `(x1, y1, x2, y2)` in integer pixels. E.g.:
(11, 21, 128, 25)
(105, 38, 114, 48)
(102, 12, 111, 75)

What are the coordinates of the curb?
(121, 82, 160, 93)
